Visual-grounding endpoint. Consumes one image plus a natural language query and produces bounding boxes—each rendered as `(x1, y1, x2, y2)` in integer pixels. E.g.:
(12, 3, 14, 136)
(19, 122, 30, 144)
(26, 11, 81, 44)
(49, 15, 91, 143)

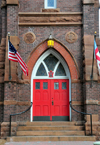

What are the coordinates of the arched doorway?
(31, 49, 71, 121)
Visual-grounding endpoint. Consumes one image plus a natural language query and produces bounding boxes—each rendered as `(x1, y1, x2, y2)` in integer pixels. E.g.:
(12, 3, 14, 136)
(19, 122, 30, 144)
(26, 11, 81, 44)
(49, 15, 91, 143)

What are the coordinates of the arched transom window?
(32, 49, 70, 79)
(36, 54, 66, 77)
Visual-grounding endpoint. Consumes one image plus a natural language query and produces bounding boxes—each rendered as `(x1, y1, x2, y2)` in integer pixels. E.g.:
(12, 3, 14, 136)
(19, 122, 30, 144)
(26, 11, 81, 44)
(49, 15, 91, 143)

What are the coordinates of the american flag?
(8, 40, 28, 76)
(94, 39, 100, 75)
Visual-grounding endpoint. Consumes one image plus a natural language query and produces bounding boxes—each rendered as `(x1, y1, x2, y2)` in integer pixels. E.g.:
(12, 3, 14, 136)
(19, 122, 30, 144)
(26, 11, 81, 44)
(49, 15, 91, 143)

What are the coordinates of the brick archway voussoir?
(23, 40, 79, 81)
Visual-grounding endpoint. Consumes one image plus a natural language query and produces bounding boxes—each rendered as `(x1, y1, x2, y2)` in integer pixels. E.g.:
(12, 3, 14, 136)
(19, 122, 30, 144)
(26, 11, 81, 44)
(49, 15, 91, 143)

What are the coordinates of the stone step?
(16, 130, 85, 136)
(17, 126, 84, 131)
(26, 121, 76, 126)
(7, 136, 96, 142)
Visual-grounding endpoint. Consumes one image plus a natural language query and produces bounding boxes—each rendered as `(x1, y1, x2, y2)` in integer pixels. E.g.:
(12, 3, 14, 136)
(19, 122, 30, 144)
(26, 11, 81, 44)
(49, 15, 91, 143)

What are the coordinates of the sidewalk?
(4, 141, 96, 145)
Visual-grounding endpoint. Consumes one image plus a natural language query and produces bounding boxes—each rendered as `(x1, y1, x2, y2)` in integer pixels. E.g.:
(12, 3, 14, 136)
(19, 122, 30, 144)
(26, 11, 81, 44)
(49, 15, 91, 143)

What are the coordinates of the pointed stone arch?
(23, 39, 80, 81)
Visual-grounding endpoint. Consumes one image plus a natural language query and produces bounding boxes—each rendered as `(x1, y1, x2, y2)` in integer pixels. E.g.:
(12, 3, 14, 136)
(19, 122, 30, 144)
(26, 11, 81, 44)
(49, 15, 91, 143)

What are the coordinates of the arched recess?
(23, 39, 80, 81)
(23, 39, 80, 122)
(31, 48, 72, 121)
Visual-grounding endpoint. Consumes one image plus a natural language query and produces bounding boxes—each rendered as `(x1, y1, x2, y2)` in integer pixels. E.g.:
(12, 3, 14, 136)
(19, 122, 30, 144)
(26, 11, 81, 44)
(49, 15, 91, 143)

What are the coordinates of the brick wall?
(18, 26, 82, 79)
(19, 0, 82, 12)
(0, 83, 4, 122)
(7, 6, 18, 36)
(2, 0, 100, 123)
(83, 4, 94, 35)
(71, 83, 84, 121)
(0, 2, 6, 125)
(4, 83, 30, 122)
(82, 1, 100, 123)
(85, 82, 100, 119)
(0, 0, 2, 41)
(3, 82, 85, 122)
(0, 83, 4, 102)
(94, 0, 99, 37)
(4, 0, 83, 122)
(1, 8, 7, 38)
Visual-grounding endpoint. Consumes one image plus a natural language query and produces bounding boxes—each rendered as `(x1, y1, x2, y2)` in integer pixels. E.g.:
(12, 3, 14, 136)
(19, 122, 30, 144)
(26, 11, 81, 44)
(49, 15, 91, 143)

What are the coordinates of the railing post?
(9, 102, 33, 137)
(9, 115, 11, 137)
(90, 114, 92, 136)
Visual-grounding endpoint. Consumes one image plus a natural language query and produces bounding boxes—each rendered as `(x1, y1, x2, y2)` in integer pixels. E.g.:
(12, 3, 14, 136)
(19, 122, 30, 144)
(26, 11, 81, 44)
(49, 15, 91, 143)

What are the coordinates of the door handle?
(52, 101, 54, 105)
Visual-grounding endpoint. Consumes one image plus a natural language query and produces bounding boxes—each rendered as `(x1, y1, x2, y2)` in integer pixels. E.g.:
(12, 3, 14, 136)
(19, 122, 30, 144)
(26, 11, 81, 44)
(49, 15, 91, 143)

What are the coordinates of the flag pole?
(90, 31, 96, 88)
(8, 32, 12, 80)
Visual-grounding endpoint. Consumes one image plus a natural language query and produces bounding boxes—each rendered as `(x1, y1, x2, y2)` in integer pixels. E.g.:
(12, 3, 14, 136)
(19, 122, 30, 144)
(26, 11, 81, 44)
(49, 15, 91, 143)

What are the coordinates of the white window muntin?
(32, 49, 70, 79)
(45, 0, 57, 9)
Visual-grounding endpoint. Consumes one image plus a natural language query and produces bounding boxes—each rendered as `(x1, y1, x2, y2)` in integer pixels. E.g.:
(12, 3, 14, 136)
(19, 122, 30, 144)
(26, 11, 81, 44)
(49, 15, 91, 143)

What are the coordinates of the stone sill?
(42, 8, 60, 12)
(6, 0, 19, 5)
(19, 12, 82, 16)
(85, 100, 99, 105)
(83, 0, 94, 4)
(19, 22, 83, 26)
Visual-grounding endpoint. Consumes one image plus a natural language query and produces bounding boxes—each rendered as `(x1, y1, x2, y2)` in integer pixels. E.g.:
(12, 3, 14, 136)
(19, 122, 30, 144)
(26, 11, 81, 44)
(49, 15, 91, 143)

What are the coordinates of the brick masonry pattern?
(0, 0, 100, 128)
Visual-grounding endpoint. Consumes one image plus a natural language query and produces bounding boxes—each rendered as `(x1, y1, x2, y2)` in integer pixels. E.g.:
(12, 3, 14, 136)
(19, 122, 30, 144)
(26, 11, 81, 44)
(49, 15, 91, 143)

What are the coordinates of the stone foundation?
(1, 122, 26, 139)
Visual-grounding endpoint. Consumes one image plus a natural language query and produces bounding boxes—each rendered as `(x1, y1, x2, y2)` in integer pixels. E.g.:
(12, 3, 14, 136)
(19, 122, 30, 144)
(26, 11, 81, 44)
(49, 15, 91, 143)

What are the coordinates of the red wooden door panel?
(33, 80, 51, 121)
(51, 79, 69, 121)
(33, 79, 69, 121)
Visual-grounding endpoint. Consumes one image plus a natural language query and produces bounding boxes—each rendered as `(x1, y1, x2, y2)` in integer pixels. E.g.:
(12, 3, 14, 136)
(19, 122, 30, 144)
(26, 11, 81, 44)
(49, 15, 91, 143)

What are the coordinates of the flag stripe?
(94, 39, 100, 75)
(16, 56, 27, 72)
(8, 40, 28, 76)
(95, 48, 99, 55)
(9, 58, 18, 62)
(16, 52, 26, 69)
(96, 55, 100, 61)
(9, 55, 18, 60)
(16, 52, 27, 69)
(9, 52, 18, 59)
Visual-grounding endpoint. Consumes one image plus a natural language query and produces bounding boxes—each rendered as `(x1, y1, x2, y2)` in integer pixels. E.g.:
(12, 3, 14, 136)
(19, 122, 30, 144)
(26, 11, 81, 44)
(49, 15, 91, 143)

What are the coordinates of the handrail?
(9, 102, 33, 137)
(69, 101, 92, 136)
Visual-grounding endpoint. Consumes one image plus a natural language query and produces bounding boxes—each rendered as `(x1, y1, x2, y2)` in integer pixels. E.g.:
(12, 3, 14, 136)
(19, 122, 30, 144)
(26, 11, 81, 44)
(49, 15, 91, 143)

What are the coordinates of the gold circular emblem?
(24, 32, 36, 44)
(65, 31, 78, 43)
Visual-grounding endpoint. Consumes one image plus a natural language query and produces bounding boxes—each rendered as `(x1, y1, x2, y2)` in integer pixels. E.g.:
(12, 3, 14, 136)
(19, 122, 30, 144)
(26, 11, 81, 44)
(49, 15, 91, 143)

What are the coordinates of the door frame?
(31, 49, 71, 121)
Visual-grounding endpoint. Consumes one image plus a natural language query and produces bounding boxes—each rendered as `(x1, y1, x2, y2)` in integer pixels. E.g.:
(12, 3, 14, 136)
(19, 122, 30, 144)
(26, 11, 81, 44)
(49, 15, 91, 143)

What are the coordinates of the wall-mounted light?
(47, 34, 54, 48)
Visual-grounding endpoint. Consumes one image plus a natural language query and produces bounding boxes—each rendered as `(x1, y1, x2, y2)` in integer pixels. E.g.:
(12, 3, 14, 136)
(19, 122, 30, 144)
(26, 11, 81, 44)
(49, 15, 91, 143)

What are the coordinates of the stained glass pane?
(36, 63, 47, 76)
(43, 82, 48, 89)
(54, 82, 59, 90)
(44, 54, 58, 71)
(55, 63, 66, 76)
(62, 82, 67, 89)
(35, 82, 40, 89)
(48, 0, 54, 7)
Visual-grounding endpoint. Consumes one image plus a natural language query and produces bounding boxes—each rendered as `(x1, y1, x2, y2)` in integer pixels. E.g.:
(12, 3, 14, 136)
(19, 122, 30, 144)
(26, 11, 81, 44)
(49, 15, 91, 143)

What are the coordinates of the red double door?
(33, 79, 69, 121)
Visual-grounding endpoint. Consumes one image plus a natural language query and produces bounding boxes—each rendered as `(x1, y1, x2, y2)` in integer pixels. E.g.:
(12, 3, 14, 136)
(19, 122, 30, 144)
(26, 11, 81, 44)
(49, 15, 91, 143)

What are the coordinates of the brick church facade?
(0, 0, 100, 139)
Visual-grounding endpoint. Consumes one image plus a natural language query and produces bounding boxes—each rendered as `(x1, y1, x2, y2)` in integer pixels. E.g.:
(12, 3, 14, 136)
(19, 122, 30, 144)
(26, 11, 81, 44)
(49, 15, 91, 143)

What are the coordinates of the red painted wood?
(33, 80, 51, 117)
(51, 79, 69, 120)
(33, 79, 69, 121)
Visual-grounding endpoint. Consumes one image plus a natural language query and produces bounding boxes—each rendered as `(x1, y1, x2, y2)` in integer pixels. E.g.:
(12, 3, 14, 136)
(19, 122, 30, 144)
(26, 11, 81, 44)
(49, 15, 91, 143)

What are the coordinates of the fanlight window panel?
(36, 54, 66, 77)
(45, 0, 57, 9)
(36, 63, 47, 76)
(44, 54, 58, 71)
(55, 63, 66, 76)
